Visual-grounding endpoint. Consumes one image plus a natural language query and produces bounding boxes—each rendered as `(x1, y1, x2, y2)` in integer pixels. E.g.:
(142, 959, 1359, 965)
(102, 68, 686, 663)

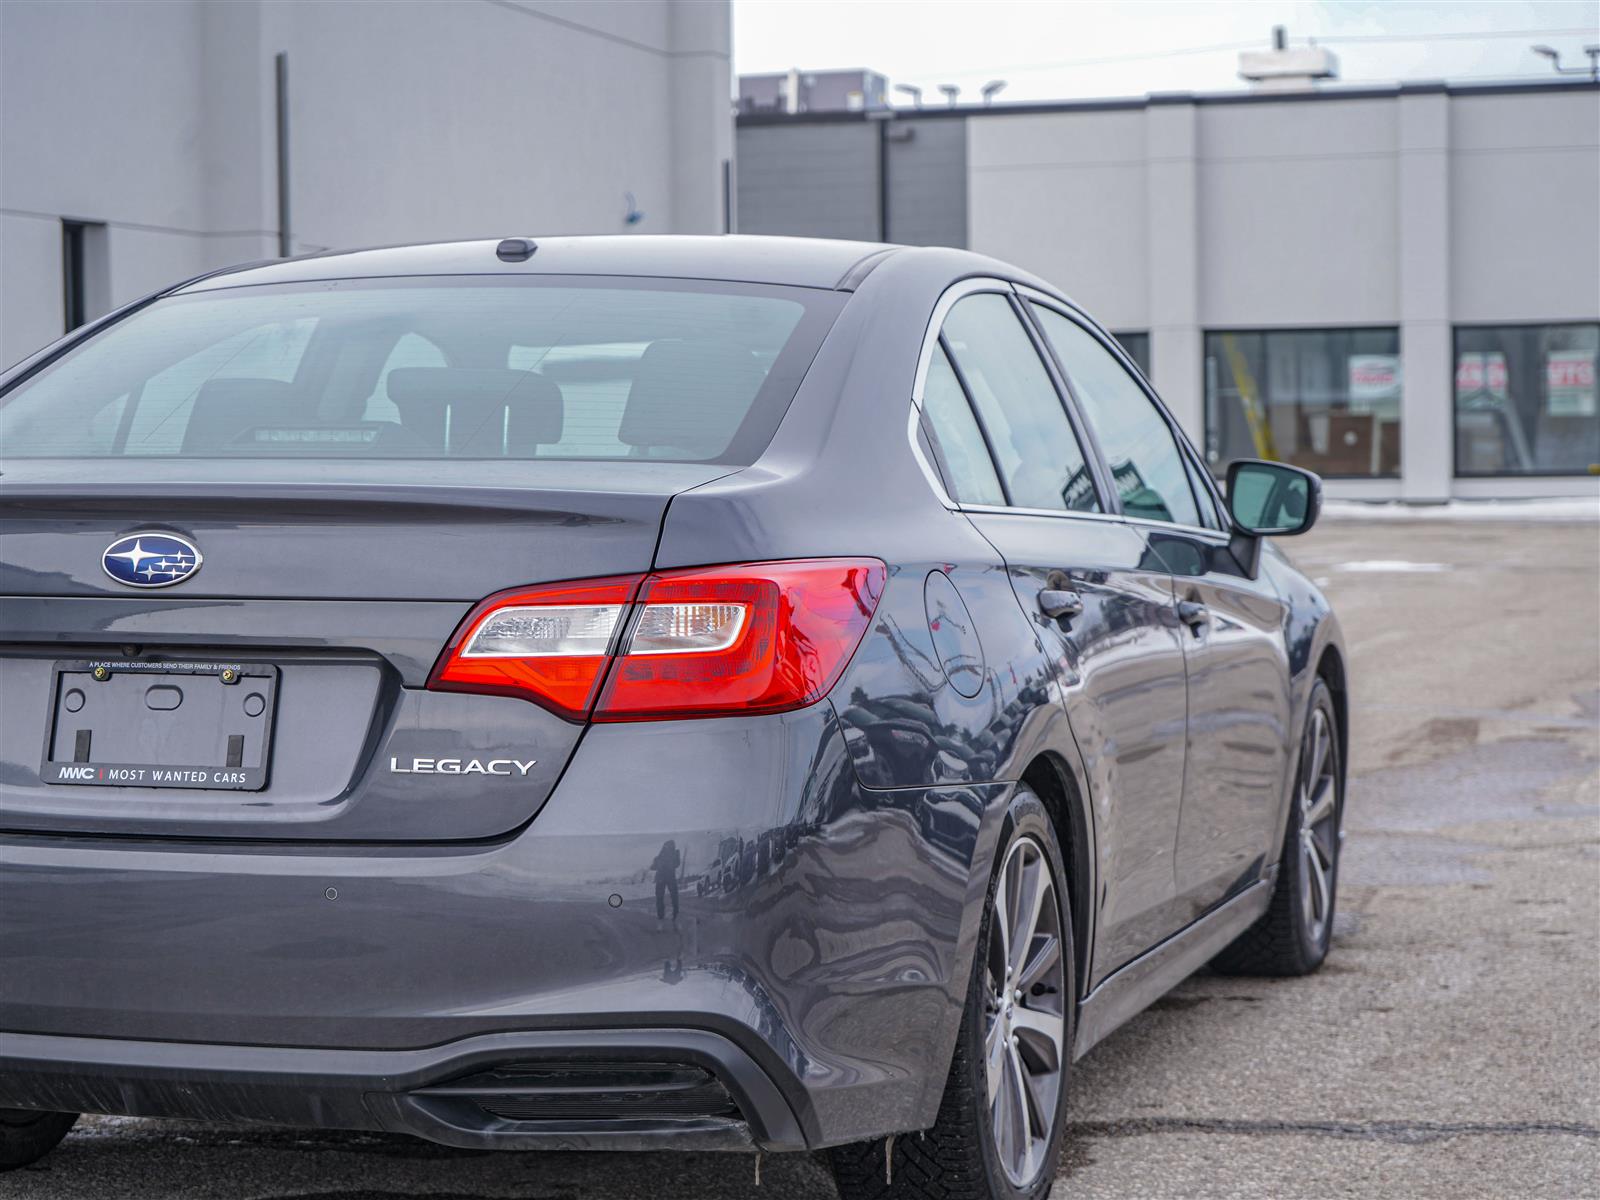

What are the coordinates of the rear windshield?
(0, 276, 843, 466)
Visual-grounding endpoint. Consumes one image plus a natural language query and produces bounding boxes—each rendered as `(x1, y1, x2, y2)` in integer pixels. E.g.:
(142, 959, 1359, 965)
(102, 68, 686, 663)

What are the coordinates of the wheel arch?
(1020, 752, 1094, 1004)
(1315, 642, 1349, 777)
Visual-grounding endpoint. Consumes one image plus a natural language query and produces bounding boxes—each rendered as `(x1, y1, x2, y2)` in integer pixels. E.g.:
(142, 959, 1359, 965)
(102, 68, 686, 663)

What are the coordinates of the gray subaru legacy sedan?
(0, 236, 1347, 1198)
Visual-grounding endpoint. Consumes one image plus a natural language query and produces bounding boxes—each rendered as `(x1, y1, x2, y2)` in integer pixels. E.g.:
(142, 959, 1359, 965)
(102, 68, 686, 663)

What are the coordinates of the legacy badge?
(389, 757, 537, 776)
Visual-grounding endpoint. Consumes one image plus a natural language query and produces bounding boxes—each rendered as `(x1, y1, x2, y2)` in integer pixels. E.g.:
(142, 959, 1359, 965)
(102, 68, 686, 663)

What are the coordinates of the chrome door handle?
(1177, 600, 1210, 629)
(1038, 588, 1084, 619)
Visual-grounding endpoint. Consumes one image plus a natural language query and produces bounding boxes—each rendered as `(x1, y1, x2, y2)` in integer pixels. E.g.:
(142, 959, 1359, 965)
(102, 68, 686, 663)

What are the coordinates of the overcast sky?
(732, 0, 1600, 103)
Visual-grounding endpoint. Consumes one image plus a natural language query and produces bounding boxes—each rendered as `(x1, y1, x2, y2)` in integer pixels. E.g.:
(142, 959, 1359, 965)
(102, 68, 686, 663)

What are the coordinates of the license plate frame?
(40, 659, 279, 791)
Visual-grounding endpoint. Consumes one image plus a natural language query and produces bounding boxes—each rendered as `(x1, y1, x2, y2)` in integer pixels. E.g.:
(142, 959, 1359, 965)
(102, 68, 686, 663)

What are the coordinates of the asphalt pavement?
(4, 515, 1597, 1200)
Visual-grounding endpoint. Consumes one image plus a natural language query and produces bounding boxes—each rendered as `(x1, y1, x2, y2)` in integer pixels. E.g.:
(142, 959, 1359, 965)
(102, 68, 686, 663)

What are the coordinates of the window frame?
(1019, 286, 1226, 540)
(1451, 319, 1600, 480)
(1179, 437, 1228, 531)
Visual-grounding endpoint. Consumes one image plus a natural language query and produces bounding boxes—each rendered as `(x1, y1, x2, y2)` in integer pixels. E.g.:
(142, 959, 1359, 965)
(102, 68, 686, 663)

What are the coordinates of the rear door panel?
(966, 513, 1190, 986)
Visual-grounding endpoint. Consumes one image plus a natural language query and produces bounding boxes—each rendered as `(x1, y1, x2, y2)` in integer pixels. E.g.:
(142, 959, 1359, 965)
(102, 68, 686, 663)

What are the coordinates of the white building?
(0, 0, 732, 368)
(736, 76, 1600, 502)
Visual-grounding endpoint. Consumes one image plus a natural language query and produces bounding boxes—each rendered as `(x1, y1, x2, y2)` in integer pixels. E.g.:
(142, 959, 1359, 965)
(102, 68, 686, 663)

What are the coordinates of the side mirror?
(1226, 459, 1321, 537)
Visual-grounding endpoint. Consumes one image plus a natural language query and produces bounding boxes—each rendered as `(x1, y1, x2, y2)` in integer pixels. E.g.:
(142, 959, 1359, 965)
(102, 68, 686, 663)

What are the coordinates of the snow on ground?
(1332, 560, 1452, 573)
(1321, 497, 1599, 522)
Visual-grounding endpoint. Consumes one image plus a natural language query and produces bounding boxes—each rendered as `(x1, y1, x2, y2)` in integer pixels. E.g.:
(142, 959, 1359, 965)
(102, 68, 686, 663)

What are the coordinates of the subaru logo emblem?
(102, 532, 204, 588)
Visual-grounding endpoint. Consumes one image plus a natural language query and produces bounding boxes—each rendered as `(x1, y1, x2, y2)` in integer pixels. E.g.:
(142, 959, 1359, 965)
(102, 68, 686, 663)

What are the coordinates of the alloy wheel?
(1298, 707, 1339, 944)
(983, 834, 1067, 1188)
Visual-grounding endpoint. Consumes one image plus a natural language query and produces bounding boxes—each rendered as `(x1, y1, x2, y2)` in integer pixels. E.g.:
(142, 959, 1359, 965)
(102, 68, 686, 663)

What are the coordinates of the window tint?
(941, 294, 1099, 513)
(921, 344, 1005, 505)
(122, 319, 315, 455)
(1031, 304, 1200, 527)
(0, 279, 837, 467)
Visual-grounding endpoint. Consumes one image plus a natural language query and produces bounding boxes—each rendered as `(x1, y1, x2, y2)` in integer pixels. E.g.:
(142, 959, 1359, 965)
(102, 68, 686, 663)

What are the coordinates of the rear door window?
(1030, 303, 1201, 527)
(941, 293, 1100, 513)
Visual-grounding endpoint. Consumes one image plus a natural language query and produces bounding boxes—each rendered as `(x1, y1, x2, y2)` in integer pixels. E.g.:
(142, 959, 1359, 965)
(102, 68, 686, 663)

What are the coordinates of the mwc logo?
(57, 766, 100, 781)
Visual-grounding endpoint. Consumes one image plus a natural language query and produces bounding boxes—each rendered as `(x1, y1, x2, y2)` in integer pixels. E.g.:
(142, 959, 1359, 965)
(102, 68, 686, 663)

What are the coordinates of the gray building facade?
(1, 0, 733, 370)
(736, 80, 1600, 502)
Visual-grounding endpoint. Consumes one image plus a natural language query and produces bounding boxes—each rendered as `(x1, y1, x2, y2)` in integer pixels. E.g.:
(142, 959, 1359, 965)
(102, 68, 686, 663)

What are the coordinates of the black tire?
(1212, 678, 1344, 977)
(830, 786, 1074, 1200)
(0, 1108, 78, 1172)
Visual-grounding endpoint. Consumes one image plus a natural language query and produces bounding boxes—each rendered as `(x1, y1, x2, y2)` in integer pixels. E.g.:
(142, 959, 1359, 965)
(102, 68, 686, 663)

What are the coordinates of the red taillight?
(428, 560, 886, 722)
(598, 559, 886, 720)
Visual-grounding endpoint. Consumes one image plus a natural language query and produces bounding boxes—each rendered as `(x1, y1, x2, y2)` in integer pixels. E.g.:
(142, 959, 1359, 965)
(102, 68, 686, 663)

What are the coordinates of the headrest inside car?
(619, 340, 767, 458)
(385, 368, 564, 454)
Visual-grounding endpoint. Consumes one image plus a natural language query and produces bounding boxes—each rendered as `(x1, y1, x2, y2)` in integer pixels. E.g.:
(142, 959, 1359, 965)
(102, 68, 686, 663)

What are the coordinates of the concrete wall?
(1, 0, 216, 362)
(1194, 97, 1400, 328)
(0, 0, 732, 367)
(1449, 90, 1600, 324)
(967, 109, 1148, 329)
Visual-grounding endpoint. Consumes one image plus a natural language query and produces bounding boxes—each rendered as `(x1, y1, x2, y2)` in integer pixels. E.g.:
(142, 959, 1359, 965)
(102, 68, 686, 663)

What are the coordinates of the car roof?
(175, 235, 914, 294)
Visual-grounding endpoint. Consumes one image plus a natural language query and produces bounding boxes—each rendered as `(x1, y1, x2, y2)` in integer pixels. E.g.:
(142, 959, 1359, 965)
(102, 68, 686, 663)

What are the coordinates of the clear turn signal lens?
(627, 602, 748, 655)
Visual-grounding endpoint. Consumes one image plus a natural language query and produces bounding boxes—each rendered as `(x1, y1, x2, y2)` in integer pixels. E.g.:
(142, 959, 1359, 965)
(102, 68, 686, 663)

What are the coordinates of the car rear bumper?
(0, 702, 1009, 1149)
(0, 1026, 805, 1151)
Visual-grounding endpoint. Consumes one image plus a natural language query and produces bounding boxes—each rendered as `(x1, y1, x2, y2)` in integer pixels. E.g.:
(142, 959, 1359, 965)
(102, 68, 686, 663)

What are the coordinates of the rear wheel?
(830, 787, 1073, 1199)
(0, 1108, 77, 1171)
(1213, 678, 1343, 976)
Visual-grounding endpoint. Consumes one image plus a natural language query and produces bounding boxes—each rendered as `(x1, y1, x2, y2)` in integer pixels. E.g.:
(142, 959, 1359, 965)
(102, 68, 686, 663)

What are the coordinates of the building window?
(61, 219, 108, 335)
(1112, 332, 1150, 378)
(62, 221, 89, 332)
(1204, 329, 1401, 479)
(1455, 324, 1599, 477)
